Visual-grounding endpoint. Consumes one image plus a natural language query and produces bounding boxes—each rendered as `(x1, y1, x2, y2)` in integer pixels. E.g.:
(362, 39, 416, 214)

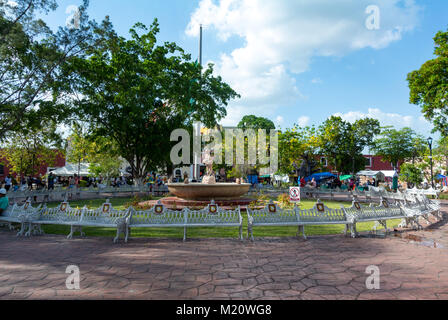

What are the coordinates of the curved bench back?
(185, 200, 241, 225)
(247, 200, 297, 224)
(129, 201, 184, 226)
(297, 201, 347, 223)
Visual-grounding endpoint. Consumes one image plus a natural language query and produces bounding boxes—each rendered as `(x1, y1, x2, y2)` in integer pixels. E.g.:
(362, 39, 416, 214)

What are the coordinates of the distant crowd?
(0, 173, 135, 192)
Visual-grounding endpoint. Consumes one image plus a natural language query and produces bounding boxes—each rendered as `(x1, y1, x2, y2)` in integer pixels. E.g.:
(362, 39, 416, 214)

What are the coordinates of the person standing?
(47, 172, 55, 190)
(74, 174, 79, 188)
(0, 188, 9, 214)
(4, 175, 12, 191)
(68, 176, 74, 189)
(27, 176, 33, 190)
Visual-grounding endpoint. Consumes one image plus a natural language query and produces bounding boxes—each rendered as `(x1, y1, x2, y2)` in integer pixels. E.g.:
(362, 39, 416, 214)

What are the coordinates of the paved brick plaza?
(1, 202, 448, 300)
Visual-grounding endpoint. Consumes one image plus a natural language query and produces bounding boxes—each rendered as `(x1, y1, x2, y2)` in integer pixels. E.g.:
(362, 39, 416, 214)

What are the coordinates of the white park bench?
(398, 195, 441, 228)
(127, 200, 243, 242)
(72, 200, 130, 243)
(29, 201, 83, 237)
(247, 200, 354, 241)
(341, 198, 406, 237)
(406, 187, 440, 199)
(0, 200, 43, 236)
(297, 201, 353, 239)
(246, 200, 299, 241)
(29, 200, 130, 243)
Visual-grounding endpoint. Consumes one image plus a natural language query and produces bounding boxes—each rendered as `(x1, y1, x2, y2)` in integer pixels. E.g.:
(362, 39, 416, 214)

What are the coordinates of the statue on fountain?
(202, 146, 216, 185)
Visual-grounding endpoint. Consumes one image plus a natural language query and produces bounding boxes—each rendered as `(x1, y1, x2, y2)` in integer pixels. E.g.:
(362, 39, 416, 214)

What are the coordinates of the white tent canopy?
(51, 163, 131, 177)
(356, 170, 386, 181)
(380, 170, 396, 178)
(272, 174, 289, 183)
(51, 163, 91, 177)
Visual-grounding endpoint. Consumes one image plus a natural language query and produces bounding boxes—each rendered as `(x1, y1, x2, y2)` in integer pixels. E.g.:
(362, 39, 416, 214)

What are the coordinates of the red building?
(318, 155, 402, 174)
(0, 150, 65, 180)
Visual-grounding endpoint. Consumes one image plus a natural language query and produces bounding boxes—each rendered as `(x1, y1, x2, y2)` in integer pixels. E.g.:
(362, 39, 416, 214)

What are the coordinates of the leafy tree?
(407, 28, 448, 136)
(0, 120, 62, 177)
(278, 125, 320, 177)
(410, 135, 429, 164)
(86, 137, 123, 180)
(66, 19, 239, 184)
(372, 127, 419, 169)
(435, 136, 448, 172)
(67, 122, 124, 180)
(234, 115, 276, 177)
(66, 122, 95, 176)
(0, 0, 94, 141)
(399, 163, 424, 188)
(237, 115, 275, 130)
(318, 116, 380, 174)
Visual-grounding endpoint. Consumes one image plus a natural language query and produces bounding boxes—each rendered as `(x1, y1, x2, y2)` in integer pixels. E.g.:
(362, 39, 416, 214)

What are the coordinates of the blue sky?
(42, 0, 447, 139)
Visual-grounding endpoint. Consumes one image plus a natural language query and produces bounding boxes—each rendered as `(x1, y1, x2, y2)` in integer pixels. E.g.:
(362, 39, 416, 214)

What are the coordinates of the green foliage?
(66, 122, 122, 178)
(66, 122, 95, 167)
(436, 136, 448, 172)
(66, 18, 239, 183)
(0, 120, 62, 176)
(318, 116, 380, 174)
(237, 115, 275, 130)
(0, 0, 94, 141)
(277, 193, 293, 209)
(278, 125, 320, 176)
(407, 28, 448, 136)
(373, 127, 426, 168)
(399, 163, 424, 187)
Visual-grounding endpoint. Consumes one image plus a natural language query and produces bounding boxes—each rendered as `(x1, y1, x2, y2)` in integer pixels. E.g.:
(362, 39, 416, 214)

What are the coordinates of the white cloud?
(311, 78, 323, 84)
(6, 1, 18, 7)
(297, 116, 311, 127)
(333, 108, 432, 133)
(186, 0, 420, 125)
(275, 116, 284, 126)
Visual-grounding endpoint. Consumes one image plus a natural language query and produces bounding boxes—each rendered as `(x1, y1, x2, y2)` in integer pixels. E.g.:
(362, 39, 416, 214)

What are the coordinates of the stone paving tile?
(0, 201, 448, 299)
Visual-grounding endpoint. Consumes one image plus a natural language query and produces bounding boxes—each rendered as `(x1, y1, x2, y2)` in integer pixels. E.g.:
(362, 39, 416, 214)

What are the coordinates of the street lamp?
(427, 137, 434, 189)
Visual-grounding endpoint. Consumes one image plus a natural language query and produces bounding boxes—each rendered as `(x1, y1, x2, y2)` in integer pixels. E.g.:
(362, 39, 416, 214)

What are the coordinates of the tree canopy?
(407, 28, 448, 136)
(237, 115, 275, 130)
(0, 0, 94, 141)
(65, 18, 239, 183)
(1, 119, 63, 177)
(372, 127, 425, 168)
(318, 116, 380, 174)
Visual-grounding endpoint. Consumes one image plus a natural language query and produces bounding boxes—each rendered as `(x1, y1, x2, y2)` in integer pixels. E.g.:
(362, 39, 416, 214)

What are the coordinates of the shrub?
(79, 180, 88, 188)
(277, 193, 293, 209)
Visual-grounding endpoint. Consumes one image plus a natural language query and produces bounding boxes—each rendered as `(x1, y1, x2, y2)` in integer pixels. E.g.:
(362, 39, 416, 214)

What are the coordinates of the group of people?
(0, 173, 134, 192)
(300, 176, 377, 190)
(1, 175, 46, 191)
(144, 173, 166, 188)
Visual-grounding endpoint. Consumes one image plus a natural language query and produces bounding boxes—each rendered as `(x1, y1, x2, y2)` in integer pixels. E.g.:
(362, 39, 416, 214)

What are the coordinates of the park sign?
(289, 187, 301, 203)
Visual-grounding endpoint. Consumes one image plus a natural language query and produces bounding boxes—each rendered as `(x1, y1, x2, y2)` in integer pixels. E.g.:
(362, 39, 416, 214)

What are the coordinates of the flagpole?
(193, 24, 203, 181)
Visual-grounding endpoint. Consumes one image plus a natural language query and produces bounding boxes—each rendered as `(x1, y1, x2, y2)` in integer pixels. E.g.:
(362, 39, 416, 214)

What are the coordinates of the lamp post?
(427, 137, 434, 189)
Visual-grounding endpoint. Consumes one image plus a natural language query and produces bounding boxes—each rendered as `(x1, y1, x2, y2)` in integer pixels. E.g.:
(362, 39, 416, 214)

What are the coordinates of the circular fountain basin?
(167, 183, 251, 200)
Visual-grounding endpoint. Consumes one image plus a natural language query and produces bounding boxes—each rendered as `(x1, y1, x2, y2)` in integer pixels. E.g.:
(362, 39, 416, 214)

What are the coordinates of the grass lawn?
(34, 197, 403, 240)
